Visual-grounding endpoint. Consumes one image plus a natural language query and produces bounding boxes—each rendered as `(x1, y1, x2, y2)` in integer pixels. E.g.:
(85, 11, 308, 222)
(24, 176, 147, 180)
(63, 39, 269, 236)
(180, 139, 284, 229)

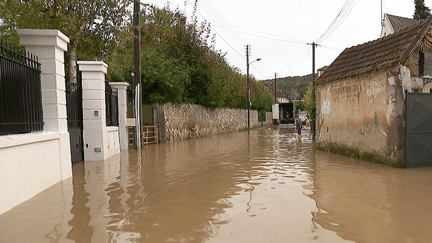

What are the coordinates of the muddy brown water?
(1, 126, 432, 243)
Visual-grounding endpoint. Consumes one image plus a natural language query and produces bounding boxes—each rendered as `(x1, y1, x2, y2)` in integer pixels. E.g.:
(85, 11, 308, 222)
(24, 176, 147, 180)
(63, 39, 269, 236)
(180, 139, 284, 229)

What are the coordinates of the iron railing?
(0, 42, 43, 135)
(105, 82, 119, 127)
(66, 69, 83, 129)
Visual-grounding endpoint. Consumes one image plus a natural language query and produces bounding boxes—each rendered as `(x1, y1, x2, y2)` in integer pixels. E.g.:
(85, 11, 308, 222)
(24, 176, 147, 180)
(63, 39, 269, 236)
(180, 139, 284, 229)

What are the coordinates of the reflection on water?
(1, 126, 432, 242)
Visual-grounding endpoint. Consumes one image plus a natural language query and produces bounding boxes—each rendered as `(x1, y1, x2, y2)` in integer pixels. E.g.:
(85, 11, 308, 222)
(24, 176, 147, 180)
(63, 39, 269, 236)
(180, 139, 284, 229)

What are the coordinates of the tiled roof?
(387, 14, 420, 32)
(316, 18, 432, 84)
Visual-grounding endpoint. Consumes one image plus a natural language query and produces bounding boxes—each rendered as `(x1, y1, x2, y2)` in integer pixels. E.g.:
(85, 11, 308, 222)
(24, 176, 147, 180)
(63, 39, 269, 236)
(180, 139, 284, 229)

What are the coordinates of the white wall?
(0, 29, 72, 215)
(0, 133, 65, 214)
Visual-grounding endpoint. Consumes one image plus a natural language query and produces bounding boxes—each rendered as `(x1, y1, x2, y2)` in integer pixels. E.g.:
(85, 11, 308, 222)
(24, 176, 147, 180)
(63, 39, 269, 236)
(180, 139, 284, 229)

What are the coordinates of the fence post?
(109, 82, 129, 150)
(16, 29, 72, 178)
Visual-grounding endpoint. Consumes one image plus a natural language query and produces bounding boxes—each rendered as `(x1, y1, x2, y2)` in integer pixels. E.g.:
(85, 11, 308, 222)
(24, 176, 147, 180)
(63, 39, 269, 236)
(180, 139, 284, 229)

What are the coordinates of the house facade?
(316, 18, 432, 166)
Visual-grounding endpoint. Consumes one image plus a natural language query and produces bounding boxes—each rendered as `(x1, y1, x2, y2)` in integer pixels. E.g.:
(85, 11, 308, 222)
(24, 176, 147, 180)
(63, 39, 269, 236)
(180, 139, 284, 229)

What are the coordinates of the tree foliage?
(413, 0, 431, 75)
(0, 0, 131, 85)
(295, 83, 316, 120)
(414, 0, 431, 20)
(262, 74, 312, 100)
(108, 4, 273, 110)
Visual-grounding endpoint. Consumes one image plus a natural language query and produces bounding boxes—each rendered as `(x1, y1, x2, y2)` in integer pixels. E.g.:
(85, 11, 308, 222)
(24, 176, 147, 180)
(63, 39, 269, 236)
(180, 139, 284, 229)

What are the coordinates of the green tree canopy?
(295, 83, 316, 120)
(108, 4, 273, 111)
(0, 0, 131, 85)
(414, 0, 431, 20)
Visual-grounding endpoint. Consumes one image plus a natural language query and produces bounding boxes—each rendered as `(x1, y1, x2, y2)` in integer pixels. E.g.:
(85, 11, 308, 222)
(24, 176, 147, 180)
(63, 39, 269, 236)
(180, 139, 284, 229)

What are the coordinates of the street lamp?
(247, 55, 261, 131)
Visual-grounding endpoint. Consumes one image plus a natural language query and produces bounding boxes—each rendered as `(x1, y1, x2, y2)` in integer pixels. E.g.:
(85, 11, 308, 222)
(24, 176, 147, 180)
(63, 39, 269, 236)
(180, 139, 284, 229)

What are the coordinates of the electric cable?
(316, 0, 359, 43)
(184, 0, 246, 60)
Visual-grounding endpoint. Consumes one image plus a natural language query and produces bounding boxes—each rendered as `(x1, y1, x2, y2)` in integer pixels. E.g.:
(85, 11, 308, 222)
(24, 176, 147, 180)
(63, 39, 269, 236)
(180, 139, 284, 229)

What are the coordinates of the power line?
(228, 24, 308, 45)
(201, 0, 247, 46)
(195, 1, 244, 47)
(184, 0, 246, 59)
(316, 0, 359, 43)
(225, 27, 307, 45)
(184, 0, 271, 79)
(250, 64, 265, 79)
(186, 0, 246, 48)
(320, 44, 343, 53)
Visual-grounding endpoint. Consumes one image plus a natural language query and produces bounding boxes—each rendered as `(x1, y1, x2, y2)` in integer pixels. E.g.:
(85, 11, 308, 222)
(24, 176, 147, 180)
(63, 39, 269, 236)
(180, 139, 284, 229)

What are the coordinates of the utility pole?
(246, 45, 250, 131)
(245, 45, 261, 131)
(312, 42, 317, 83)
(133, 0, 142, 149)
(274, 73, 277, 103)
(308, 42, 318, 140)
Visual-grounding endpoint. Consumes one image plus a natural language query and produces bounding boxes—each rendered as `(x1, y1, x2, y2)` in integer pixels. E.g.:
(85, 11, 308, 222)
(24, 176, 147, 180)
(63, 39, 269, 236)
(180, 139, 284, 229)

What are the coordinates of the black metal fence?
(105, 82, 119, 127)
(0, 42, 43, 135)
(66, 69, 83, 129)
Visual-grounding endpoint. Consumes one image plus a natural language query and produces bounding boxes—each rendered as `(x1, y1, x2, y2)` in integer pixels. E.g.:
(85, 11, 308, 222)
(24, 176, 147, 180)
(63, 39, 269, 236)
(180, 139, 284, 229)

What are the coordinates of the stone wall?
(155, 104, 272, 141)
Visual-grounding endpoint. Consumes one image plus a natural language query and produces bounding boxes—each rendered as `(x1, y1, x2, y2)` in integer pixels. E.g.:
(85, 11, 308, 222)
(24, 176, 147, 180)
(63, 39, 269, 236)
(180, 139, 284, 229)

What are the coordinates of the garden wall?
(154, 103, 272, 142)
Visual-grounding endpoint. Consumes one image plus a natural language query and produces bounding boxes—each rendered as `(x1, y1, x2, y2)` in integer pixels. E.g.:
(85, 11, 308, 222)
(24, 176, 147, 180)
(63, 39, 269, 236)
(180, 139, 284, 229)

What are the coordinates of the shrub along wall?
(154, 103, 272, 142)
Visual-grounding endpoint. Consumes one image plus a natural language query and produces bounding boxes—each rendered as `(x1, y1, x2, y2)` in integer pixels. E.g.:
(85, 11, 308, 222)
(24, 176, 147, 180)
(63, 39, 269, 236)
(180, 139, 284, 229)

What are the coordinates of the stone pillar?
(109, 82, 129, 150)
(16, 29, 72, 179)
(78, 61, 108, 161)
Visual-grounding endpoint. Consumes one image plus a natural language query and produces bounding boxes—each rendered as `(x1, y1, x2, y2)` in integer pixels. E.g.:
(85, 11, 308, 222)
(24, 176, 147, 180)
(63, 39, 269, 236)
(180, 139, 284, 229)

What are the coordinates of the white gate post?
(79, 61, 109, 161)
(109, 82, 129, 150)
(16, 29, 72, 179)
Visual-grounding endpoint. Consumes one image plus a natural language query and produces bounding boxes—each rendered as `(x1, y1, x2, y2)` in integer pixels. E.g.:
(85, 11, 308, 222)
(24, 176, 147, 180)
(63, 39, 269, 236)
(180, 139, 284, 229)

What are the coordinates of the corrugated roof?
(387, 14, 420, 32)
(316, 18, 432, 84)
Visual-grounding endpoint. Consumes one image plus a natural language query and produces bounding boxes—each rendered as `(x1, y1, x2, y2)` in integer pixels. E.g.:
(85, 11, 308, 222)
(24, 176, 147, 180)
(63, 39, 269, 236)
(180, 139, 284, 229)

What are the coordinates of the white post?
(78, 61, 110, 161)
(16, 29, 72, 179)
(109, 82, 129, 150)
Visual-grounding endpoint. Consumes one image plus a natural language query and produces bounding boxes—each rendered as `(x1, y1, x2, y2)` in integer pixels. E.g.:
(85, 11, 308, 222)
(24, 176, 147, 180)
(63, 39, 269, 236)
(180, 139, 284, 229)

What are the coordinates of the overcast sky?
(144, 0, 432, 80)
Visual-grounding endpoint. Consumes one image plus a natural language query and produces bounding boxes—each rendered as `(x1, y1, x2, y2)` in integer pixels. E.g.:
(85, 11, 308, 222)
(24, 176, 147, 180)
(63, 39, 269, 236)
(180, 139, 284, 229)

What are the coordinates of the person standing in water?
(295, 115, 302, 135)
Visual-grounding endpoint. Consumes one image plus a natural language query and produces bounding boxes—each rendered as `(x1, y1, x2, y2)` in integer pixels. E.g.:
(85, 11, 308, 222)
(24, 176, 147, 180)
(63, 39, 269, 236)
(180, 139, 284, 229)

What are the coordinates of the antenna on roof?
(381, 0, 384, 27)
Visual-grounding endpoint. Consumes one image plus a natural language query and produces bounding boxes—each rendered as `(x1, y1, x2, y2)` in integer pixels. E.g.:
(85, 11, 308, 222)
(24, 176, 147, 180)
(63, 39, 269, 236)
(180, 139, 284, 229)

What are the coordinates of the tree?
(140, 46, 191, 104)
(414, 0, 431, 20)
(413, 0, 431, 76)
(107, 4, 274, 110)
(0, 0, 131, 86)
(296, 83, 316, 120)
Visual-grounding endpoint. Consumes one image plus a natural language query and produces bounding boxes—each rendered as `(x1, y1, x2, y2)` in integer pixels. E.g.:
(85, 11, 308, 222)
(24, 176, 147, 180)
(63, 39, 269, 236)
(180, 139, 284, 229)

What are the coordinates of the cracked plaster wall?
(316, 66, 406, 161)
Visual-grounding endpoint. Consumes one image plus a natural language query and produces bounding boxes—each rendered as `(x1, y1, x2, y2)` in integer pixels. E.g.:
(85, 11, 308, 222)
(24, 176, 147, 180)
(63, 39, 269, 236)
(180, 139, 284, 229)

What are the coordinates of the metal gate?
(406, 93, 432, 167)
(66, 69, 83, 163)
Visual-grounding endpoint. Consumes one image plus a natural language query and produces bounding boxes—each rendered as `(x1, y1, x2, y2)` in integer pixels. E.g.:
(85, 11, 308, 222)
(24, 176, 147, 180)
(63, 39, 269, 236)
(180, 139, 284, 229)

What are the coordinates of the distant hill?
(262, 74, 313, 100)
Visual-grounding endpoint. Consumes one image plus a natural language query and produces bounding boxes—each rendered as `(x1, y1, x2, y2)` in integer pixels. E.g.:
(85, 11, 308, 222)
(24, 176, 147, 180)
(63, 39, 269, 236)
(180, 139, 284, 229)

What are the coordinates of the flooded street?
(1, 126, 432, 242)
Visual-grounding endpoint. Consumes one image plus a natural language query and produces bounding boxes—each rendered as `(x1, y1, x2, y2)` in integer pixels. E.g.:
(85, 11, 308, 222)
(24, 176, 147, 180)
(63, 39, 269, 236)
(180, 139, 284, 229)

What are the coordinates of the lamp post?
(246, 45, 261, 130)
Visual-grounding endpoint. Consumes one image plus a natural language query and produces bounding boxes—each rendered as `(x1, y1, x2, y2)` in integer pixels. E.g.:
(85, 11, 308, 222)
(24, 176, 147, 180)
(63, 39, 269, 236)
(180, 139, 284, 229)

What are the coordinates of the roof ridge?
(343, 19, 427, 52)
(385, 13, 415, 21)
(316, 17, 432, 84)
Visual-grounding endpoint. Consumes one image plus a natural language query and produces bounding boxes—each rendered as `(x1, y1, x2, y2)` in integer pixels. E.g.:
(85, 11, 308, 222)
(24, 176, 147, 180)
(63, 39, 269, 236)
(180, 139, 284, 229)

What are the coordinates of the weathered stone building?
(316, 17, 432, 166)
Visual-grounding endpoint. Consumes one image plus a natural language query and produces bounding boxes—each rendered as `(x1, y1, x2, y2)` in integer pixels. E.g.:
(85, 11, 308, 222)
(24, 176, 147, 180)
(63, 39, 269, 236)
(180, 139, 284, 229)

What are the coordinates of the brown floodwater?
(1, 126, 432, 243)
